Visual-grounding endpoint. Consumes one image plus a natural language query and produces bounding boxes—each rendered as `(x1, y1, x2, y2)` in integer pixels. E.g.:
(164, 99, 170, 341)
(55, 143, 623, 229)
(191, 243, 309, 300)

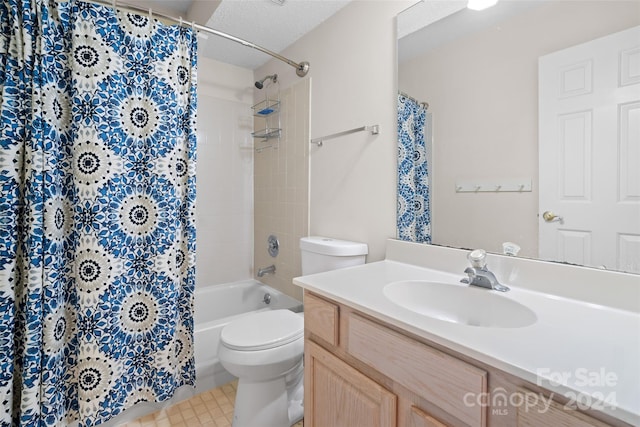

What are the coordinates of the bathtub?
(194, 279, 303, 392)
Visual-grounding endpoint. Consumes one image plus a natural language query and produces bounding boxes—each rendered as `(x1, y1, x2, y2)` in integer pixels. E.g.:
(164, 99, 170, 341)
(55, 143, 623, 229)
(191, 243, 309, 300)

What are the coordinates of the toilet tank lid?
(300, 236, 368, 256)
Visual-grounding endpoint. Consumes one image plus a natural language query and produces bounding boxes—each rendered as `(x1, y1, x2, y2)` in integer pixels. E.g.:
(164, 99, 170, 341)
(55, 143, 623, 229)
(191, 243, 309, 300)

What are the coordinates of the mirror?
(397, 0, 640, 273)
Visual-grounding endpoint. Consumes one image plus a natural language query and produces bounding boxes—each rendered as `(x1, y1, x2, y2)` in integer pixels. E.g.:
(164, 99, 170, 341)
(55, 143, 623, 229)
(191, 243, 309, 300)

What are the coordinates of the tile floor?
(120, 381, 303, 427)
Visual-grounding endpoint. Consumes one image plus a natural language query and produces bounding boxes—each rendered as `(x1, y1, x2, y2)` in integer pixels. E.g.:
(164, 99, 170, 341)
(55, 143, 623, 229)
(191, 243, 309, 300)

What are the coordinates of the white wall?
(196, 57, 255, 287)
(255, 1, 414, 262)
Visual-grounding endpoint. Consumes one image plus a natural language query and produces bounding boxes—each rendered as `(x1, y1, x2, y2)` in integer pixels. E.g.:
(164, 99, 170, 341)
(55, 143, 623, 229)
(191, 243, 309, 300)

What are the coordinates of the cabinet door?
(305, 340, 397, 427)
(409, 406, 449, 427)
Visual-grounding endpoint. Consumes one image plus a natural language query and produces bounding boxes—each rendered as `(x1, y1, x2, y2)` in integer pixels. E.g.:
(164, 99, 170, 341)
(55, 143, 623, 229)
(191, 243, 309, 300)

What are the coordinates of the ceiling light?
(271, 0, 285, 5)
(467, 0, 498, 11)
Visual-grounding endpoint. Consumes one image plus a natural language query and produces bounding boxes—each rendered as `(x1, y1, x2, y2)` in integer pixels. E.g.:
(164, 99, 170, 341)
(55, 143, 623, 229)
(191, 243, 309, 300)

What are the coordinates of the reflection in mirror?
(397, 1, 640, 273)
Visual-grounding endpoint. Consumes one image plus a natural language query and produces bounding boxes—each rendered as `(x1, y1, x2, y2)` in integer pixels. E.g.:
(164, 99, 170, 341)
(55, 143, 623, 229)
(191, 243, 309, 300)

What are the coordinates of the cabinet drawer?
(516, 388, 610, 427)
(304, 292, 339, 346)
(347, 313, 487, 427)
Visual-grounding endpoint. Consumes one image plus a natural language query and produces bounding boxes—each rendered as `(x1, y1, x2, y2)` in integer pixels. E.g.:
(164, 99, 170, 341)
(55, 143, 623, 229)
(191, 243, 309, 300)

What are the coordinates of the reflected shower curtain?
(0, 1, 197, 425)
(397, 93, 430, 243)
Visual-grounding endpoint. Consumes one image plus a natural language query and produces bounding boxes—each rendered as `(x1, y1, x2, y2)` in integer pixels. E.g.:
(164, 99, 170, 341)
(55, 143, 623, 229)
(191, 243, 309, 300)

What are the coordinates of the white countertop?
(293, 244, 640, 425)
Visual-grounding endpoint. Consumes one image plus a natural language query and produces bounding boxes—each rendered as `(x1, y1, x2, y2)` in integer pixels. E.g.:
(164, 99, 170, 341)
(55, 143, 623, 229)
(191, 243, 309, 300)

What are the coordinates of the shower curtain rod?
(90, 0, 310, 77)
(399, 91, 428, 110)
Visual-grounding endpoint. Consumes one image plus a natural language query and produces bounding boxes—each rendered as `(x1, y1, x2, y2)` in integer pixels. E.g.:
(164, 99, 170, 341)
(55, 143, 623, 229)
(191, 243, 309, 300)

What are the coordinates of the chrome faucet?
(257, 264, 276, 277)
(461, 249, 509, 292)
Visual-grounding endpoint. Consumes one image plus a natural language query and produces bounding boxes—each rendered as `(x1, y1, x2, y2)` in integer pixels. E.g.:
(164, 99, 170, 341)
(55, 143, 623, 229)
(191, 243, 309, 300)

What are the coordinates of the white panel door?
(539, 26, 640, 273)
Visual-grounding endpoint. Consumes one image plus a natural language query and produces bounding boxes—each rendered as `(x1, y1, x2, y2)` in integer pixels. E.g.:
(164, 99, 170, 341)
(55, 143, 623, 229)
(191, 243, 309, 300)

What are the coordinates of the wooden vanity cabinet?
(303, 291, 483, 427)
(303, 291, 624, 427)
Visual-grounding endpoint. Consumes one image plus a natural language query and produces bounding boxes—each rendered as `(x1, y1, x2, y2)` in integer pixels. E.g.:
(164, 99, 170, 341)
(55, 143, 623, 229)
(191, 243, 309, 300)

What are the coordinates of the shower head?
(255, 74, 277, 89)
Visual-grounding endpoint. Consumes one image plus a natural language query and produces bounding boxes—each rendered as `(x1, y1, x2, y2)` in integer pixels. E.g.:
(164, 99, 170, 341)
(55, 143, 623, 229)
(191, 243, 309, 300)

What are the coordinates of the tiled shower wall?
(196, 58, 254, 288)
(254, 79, 311, 301)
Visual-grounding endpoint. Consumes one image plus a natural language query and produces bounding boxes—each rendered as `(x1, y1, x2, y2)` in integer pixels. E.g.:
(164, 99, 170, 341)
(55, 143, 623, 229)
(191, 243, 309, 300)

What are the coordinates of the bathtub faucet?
(257, 264, 276, 277)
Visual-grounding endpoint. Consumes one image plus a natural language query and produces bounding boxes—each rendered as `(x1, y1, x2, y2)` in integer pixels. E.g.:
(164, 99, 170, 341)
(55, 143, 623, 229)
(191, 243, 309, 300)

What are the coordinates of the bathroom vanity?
(293, 240, 639, 427)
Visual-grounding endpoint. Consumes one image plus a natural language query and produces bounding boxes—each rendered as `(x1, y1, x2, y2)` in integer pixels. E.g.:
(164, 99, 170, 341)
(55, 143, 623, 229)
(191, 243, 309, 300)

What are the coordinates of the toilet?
(218, 236, 368, 427)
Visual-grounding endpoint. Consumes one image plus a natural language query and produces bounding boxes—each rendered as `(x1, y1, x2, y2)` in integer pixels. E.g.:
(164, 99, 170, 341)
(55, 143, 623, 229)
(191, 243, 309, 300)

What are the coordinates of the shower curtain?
(397, 93, 430, 243)
(0, 1, 197, 425)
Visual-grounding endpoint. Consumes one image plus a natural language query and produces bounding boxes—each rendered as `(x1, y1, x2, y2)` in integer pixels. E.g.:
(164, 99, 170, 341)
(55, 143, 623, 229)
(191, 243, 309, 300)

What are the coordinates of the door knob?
(542, 211, 563, 223)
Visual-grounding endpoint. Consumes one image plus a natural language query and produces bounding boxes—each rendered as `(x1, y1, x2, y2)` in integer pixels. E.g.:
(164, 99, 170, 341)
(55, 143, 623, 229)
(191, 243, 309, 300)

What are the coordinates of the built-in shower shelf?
(252, 99, 280, 117)
(252, 127, 281, 140)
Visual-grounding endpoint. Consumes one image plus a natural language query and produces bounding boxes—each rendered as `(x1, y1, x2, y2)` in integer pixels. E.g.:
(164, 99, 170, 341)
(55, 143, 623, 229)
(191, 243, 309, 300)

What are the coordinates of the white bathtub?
(194, 279, 303, 392)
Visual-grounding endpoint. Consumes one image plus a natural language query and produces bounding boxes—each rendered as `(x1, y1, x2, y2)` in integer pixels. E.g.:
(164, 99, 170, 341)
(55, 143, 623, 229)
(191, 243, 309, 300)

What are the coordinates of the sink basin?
(383, 280, 537, 328)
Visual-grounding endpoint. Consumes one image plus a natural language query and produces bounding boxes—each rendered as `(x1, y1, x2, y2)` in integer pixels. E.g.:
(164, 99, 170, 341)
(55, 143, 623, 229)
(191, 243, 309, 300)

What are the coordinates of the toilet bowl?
(218, 236, 368, 427)
(218, 309, 304, 427)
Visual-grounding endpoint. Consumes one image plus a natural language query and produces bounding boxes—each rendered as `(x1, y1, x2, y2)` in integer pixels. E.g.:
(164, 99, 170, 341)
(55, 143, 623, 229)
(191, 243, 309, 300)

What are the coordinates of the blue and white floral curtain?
(0, 1, 197, 425)
(397, 93, 430, 243)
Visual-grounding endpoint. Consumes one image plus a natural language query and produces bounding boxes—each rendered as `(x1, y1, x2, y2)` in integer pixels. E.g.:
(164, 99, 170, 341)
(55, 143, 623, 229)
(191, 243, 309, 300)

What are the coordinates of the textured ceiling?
(128, 0, 351, 70)
(201, 0, 351, 70)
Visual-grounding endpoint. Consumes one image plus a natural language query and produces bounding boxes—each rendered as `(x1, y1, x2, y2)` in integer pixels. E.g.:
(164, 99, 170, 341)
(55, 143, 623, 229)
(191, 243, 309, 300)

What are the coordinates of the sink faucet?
(461, 249, 509, 292)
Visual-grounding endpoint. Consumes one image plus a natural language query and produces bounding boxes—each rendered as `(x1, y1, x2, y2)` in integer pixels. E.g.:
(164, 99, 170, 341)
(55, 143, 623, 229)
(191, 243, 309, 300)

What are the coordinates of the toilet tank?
(300, 236, 368, 275)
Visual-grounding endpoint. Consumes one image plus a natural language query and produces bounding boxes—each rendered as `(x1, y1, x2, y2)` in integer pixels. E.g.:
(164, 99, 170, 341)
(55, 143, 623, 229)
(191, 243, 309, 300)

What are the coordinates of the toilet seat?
(221, 309, 304, 351)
